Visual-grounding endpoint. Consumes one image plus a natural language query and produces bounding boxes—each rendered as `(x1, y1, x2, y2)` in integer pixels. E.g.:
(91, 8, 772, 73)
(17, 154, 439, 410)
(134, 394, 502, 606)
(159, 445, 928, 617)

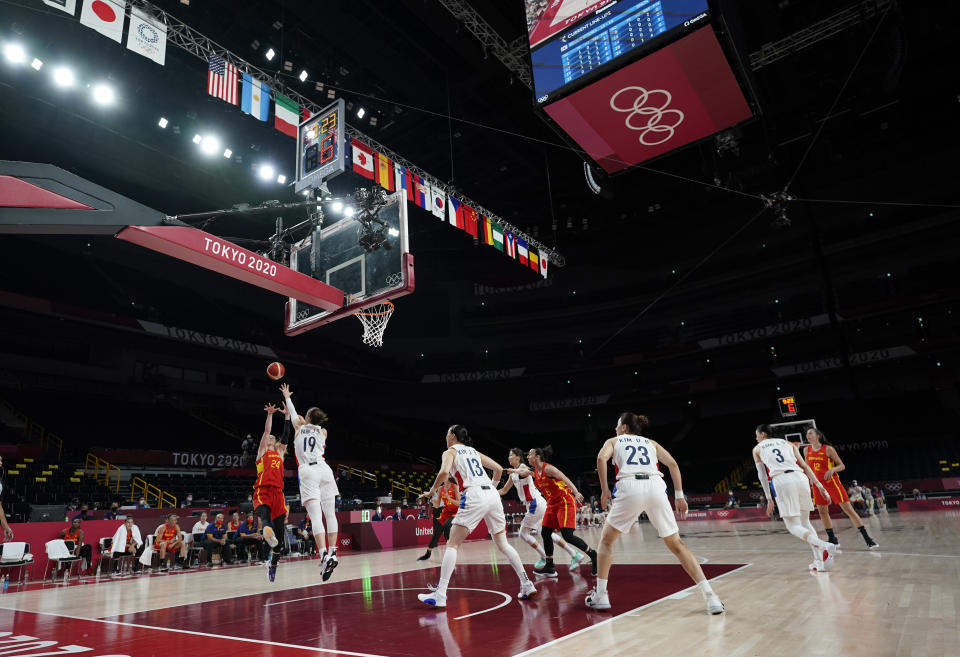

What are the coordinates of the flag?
(351, 139, 374, 179)
(539, 250, 549, 278)
(430, 185, 446, 219)
(80, 0, 125, 44)
(207, 56, 238, 105)
(517, 237, 529, 266)
(126, 6, 166, 65)
(491, 222, 504, 251)
(301, 107, 312, 121)
(504, 230, 517, 258)
(414, 176, 429, 209)
(481, 216, 494, 245)
(375, 152, 395, 191)
(394, 162, 407, 194)
(240, 74, 270, 121)
(43, 0, 76, 14)
(405, 171, 416, 203)
(447, 196, 462, 228)
(529, 250, 540, 272)
(464, 205, 479, 238)
(274, 93, 299, 137)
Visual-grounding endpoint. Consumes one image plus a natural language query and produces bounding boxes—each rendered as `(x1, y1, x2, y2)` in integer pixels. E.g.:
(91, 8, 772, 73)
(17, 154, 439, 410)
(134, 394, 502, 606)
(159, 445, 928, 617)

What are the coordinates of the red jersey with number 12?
(255, 450, 284, 490)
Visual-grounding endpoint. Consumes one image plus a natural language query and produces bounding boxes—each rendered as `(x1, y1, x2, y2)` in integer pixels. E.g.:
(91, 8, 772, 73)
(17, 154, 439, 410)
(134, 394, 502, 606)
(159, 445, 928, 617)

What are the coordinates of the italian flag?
(274, 93, 299, 138)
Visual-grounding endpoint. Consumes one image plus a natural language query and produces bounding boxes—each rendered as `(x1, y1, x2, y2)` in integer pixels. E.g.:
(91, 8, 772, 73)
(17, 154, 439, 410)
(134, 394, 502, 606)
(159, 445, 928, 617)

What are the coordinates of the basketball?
(266, 362, 285, 380)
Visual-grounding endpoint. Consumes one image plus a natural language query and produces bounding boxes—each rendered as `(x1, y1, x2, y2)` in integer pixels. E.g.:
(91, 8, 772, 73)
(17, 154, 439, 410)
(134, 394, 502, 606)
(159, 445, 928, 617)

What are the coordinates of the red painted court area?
(6, 563, 744, 657)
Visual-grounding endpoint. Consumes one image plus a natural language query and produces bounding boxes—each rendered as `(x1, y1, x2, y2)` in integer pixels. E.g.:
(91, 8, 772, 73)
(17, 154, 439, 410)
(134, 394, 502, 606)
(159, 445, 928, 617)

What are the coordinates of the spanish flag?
(375, 152, 395, 191)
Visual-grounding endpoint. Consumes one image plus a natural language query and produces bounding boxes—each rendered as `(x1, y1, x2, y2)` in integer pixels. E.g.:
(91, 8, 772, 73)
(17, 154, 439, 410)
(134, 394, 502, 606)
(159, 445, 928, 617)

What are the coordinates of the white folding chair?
(0, 542, 34, 587)
(44, 539, 81, 582)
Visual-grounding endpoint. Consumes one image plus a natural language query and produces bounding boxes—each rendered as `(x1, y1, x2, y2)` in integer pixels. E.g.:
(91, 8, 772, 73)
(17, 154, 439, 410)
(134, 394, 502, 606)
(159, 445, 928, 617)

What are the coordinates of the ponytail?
(618, 412, 650, 435)
(809, 427, 831, 446)
(448, 424, 473, 447)
(532, 445, 554, 462)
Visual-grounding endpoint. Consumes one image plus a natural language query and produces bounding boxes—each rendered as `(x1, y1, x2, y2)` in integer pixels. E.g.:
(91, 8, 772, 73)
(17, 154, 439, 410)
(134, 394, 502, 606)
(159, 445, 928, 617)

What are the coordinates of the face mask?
(376, 507, 382, 513)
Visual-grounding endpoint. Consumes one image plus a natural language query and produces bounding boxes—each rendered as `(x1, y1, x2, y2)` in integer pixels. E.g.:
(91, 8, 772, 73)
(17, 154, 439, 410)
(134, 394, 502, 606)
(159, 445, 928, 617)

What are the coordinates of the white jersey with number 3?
(294, 424, 327, 466)
(757, 438, 799, 476)
(451, 445, 491, 489)
(612, 434, 662, 480)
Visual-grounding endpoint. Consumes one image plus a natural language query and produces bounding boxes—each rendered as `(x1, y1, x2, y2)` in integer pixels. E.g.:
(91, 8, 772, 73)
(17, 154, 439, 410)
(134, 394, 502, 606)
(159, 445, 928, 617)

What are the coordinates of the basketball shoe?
(585, 588, 611, 610)
(569, 551, 585, 571)
(518, 581, 538, 600)
(322, 553, 339, 582)
(705, 592, 725, 615)
(533, 562, 558, 578)
(418, 591, 447, 608)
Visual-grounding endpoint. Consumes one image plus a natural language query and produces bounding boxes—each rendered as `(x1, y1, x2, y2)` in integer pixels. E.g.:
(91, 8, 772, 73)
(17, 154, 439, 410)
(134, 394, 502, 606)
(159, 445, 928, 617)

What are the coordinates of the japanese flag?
(80, 0, 126, 44)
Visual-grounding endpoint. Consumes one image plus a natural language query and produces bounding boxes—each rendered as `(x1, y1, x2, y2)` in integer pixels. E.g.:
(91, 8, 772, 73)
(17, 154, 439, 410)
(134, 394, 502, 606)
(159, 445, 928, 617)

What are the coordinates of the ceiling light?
(223, 148, 232, 158)
(344, 206, 355, 217)
(91, 84, 114, 105)
(331, 201, 343, 212)
(265, 48, 275, 61)
(158, 117, 168, 128)
(299, 70, 308, 82)
(327, 89, 336, 99)
(192, 134, 202, 144)
(52, 66, 75, 87)
(276, 174, 286, 184)
(356, 107, 365, 119)
(200, 135, 220, 155)
(3, 44, 26, 64)
(258, 164, 275, 180)
(30, 58, 43, 70)
(388, 228, 400, 237)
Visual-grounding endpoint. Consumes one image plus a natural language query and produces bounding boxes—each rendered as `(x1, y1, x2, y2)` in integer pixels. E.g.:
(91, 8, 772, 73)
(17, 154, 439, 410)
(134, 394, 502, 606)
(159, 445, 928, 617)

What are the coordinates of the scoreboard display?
(295, 99, 345, 193)
(778, 396, 798, 418)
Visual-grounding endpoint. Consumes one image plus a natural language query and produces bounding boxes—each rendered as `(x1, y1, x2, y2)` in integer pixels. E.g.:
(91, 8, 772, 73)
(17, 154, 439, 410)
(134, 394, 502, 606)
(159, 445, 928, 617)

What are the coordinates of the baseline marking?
(0, 607, 390, 657)
(263, 586, 512, 620)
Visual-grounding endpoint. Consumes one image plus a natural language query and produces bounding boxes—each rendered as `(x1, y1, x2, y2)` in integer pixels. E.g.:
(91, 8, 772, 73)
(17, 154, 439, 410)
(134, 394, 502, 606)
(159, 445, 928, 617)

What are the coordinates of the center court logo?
(609, 86, 685, 146)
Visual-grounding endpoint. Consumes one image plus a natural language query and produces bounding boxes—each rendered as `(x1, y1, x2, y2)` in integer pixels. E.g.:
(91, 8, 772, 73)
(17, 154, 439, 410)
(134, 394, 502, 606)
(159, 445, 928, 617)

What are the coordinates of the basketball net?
(354, 301, 394, 348)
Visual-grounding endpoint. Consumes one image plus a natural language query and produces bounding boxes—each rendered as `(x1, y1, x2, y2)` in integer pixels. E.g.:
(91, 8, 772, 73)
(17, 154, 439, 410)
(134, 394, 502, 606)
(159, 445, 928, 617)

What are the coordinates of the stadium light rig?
(52, 66, 75, 87)
(31, 58, 43, 70)
(91, 84, 115, 105)
(3, 43, 26, 64)
(265, 48, 275, 61)
(158, 117, 168, 128)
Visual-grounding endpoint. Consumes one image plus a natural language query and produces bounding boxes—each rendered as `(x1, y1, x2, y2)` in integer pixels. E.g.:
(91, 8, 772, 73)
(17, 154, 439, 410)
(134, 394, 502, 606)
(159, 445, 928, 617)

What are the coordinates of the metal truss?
(749, 0, 894, 70)
(436, 0, 533, 89)
(129, 0, 562, 267)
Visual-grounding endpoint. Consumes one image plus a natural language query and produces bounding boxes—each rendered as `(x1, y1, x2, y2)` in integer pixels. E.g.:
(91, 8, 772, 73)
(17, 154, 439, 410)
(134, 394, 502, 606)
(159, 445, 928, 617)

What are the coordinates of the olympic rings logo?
(609, 87, 685, 146)
(884, 482, 902, 491)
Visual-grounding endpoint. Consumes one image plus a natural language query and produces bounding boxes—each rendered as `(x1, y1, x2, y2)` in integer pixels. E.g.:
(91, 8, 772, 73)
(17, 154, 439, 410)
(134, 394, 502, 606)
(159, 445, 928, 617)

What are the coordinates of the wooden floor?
(1, 511, 957, 657)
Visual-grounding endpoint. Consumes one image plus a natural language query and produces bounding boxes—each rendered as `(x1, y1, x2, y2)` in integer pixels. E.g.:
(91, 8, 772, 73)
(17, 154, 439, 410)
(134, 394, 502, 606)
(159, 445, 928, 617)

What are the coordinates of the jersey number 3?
(625, 445, 650, 466)
(772, 448, 784, 463)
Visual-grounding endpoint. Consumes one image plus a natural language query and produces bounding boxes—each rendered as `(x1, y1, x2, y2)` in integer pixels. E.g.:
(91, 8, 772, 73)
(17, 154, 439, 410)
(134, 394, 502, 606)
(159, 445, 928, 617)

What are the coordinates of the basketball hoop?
(354, 300, 394, 347)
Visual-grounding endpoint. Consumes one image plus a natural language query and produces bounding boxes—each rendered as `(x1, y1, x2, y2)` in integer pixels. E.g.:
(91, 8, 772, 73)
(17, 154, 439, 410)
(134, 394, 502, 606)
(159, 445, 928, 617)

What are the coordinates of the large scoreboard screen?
(541, 25, 753, 173)
(527, 0, 709, 103)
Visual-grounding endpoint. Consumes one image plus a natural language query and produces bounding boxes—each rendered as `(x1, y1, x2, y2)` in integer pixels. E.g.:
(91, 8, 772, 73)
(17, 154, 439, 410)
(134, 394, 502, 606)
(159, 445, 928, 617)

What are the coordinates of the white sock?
(555, 534, 578, 557)
(436, 547, 457, 596)
(596, 578, 608, 595)
(521, 531, 546, 558)
(697, 579, 714, 597)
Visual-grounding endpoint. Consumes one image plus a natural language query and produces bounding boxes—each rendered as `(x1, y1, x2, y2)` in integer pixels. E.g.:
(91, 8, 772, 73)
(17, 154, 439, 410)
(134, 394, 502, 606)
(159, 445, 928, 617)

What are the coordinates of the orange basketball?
(266, 362, 285, 380)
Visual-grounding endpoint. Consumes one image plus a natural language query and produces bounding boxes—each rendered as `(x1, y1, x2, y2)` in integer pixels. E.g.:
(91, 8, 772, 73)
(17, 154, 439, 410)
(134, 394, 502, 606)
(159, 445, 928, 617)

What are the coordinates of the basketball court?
(1, 514, 956, 657)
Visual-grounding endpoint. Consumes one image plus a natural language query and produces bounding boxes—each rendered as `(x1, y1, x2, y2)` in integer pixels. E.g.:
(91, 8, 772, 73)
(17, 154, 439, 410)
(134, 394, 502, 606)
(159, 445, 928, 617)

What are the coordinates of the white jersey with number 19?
(450, 445, 492, 490)
(294, 424, 327, 466)
(612, 434, 662, 480)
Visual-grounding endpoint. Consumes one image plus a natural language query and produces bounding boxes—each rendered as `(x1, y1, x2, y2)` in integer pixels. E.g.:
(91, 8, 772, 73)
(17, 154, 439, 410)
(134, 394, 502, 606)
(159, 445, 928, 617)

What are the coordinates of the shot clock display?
(295, 99, 345, 193)
(778, 396, 798, 418)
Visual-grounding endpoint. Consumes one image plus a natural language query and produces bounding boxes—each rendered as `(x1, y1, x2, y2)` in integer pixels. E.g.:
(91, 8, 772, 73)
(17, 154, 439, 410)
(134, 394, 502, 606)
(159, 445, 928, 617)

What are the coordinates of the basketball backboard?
(769, 419, 817, 446)
(284, 189, 414, 336)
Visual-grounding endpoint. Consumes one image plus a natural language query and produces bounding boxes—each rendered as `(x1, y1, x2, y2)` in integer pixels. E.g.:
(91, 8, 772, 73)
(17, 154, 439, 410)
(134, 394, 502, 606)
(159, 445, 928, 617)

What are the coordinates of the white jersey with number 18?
(450, 445, 491, 490)
(613, 434, 662, 480)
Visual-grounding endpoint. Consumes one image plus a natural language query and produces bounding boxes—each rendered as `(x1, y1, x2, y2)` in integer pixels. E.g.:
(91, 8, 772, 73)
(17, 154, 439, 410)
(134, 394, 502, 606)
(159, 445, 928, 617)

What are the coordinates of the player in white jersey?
(754, 424, 837, 572)
(498, 448, 585, 570)
(586, 412, 724, 614)
(417, 425, 537, 608)
(281, 383, 341, 582)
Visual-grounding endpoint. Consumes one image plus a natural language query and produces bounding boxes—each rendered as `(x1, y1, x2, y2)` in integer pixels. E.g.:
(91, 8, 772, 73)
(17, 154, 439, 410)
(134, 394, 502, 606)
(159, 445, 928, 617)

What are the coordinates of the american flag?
(207, 56, 238, 105)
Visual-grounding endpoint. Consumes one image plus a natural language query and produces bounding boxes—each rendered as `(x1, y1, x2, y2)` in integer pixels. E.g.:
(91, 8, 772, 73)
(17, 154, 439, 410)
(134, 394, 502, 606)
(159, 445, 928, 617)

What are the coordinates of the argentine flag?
(241, 74, 270, 121)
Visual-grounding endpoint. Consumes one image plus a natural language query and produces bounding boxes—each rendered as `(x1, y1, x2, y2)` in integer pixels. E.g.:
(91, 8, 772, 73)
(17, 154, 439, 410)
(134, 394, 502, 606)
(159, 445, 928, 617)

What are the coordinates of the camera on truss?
(353, 187, 393, 253)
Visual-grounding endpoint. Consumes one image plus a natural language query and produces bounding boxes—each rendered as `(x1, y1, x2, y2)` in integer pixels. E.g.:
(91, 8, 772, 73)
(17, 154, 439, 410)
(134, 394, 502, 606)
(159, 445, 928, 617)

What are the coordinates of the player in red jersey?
(416, 477, 459, 561)
(254, 401, 290, 582)
(803, 428, 878, 550)
(522, 445, 597, 577)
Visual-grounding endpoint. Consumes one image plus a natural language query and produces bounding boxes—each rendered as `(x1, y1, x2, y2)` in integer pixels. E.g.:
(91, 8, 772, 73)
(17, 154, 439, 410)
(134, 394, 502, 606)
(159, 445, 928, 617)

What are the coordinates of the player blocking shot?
(254, 403, 290, 582)
(417, 425, 537, 608)
(499, 448, 585, 570)
(587, 413, 723, 614)
(754, 424, 838, 572)
(281, 383, 341, 582)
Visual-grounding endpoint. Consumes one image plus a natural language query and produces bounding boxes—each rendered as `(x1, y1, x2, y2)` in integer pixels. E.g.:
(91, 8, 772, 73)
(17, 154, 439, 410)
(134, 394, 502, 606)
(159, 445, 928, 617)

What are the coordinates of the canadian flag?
(80, 0, 126, 44)
(351, 139, 374, 180)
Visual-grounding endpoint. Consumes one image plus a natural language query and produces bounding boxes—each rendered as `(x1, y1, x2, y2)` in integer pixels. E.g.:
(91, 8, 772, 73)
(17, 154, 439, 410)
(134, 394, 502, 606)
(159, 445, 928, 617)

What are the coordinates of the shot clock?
(295, 98, 345, 193)
(778, 396, 798, 418)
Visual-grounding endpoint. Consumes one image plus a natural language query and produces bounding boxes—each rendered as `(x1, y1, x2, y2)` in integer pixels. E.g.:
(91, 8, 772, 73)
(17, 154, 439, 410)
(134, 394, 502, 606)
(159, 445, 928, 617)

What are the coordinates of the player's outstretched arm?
(544, 463, 583, 503)
(479, 452, 503, 484)
(653, 441, 687, 518)
(427, 448, 456, 498)
(258, 403, 278, 459)
(498, 474, 515, 496)
(596, 438, 615, 510)
(793, 443, 829, 498)
(279, 383, 305, 431)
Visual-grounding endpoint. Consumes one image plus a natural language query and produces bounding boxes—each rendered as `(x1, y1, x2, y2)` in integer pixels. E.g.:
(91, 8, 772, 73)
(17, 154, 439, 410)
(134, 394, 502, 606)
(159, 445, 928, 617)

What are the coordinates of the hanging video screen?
(528, 0, 709, 103)
(542, 26, 753, 173)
